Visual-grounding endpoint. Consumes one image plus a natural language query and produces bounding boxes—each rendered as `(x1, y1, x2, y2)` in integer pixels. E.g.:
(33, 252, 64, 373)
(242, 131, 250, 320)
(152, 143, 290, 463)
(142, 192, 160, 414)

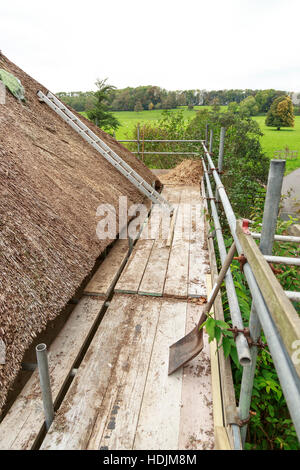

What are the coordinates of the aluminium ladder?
(37, 91, 173, 213)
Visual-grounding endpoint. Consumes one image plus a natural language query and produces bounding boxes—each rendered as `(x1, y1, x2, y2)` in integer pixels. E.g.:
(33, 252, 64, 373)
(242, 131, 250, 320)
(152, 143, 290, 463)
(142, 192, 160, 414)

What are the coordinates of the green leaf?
(222, 336, 231, 358)
(205, 317, 215, 340)
(215, 320, 230, 329)
(230, 345, 240, 369)
(215, 326, 222, 344)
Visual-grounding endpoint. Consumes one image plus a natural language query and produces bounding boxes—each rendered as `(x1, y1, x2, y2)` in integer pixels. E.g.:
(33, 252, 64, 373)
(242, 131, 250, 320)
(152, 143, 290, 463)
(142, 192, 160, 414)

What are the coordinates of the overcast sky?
(1, 0, 299, 92)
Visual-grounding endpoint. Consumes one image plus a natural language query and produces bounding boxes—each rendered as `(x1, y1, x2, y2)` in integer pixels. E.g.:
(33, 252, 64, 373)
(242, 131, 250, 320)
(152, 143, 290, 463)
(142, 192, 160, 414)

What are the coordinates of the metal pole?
(202, 144, 300, 442)
(216, 127, 225, 202)
(205, 123, 208, 147)
(238, 159, 286, 444)
(36, 343, 54, 431)
(203, 159, 251, 365)
(209, 129, 213, 154)
(137, 123, 140, 158)
(263, 255, 300, 266)
(251, 232, 300, 244)
(217, 127, 225, 172)
(285, 291, 300, 302)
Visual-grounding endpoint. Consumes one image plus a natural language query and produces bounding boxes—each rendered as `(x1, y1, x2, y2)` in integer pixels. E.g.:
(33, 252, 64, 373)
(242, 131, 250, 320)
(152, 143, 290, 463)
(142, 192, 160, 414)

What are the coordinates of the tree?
(255, 89, 286, 113)
(228, 101, 239, 114)
(239, 96, 259, 117)
(265, 95, 294, 130)
(87, 78, 120, 131)
(134, 100, 143, 112)
(211, 97, 220, 112)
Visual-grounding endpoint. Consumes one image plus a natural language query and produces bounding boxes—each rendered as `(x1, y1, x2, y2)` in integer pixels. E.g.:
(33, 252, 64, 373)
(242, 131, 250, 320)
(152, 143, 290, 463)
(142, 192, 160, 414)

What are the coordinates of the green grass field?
(112, 106, 226, 140)
(252, 116, 300, 174)
(81, 107, 300, 174)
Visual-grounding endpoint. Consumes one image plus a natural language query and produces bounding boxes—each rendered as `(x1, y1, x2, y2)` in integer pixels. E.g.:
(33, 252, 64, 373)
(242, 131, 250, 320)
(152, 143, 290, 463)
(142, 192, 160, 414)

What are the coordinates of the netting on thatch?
(0, 69, 25, 101)
(0, 53, 159, 411)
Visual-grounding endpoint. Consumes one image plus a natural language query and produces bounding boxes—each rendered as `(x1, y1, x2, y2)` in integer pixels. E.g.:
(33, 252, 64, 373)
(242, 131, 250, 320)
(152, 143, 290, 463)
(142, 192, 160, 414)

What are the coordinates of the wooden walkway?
(0, 184, 215, 450)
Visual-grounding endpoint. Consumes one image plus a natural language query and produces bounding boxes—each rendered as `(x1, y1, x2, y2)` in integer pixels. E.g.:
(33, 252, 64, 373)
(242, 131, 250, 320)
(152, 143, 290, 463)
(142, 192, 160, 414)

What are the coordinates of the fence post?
(209, 129, 213, 154)
(216, 127, 225, 202)
(137, 123, 140, 158)
(205, 123, 208, 147)
(238, 159, 286, 445)
(36, 343, 55, 431)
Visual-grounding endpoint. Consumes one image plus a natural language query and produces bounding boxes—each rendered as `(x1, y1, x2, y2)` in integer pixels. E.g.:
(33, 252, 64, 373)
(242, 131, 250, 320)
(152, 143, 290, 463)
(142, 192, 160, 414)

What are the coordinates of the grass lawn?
(110, 106, 227, 140)
(252, 116, 300, 174)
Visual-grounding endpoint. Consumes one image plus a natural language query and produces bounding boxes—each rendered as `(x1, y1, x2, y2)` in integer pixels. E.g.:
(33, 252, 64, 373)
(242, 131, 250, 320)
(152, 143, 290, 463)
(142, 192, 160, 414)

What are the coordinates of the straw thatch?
(159, 159, 203, 185)
(0, 53, 160, 411)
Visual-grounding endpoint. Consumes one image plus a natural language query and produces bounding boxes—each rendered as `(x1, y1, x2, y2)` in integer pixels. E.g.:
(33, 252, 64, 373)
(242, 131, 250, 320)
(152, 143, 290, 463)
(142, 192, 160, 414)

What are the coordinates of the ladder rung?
(38, 90, 173, 213)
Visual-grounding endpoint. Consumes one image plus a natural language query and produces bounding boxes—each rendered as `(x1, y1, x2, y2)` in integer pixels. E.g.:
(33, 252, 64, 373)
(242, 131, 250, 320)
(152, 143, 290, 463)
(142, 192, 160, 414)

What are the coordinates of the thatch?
(159, 159, 203, 185)
(0, 53, 160, 411)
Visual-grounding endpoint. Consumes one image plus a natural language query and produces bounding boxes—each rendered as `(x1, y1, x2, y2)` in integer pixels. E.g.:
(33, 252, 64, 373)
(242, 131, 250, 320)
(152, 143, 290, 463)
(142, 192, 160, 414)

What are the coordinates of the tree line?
(57, 85, 291, 114)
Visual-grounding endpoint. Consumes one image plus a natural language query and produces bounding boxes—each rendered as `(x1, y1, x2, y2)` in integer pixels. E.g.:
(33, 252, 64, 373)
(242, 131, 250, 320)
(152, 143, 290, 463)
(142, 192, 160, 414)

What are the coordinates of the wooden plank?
(41, 295, 161, 450)
(0, 296, 104, 450)
(139, 203, 163, 240)
(206, 274, 223, 431)
(178, 300, 214, 450)
(87, 296, 162, 450)
(133, 300, 187, 450)
(164, 193, 191, 298)
(203, 180, 238, 445)
(115, 239, 154, 294)
(236, 219, 300, 377)
(214, 426, 231, 450)
(139, 187, 181, 241)
(84, 239, 128, 297)
(188, 202, 209, 297)
(138, 238, 170, 296)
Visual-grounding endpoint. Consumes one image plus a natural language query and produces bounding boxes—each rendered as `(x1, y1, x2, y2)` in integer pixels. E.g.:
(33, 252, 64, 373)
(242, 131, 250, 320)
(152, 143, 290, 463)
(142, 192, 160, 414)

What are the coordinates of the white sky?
(1, 0, 299, 93)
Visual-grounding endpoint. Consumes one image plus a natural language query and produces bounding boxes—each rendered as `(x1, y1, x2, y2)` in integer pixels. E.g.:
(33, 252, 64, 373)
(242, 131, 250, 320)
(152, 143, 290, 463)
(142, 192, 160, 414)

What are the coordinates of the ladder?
(37, 91, 173, 213)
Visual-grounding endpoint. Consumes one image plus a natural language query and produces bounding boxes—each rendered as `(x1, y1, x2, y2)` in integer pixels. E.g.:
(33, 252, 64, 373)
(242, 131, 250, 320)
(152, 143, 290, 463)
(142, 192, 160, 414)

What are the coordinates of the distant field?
(112, 106, 227, 140)
(252, 116, 300, 174)
(81, 107, 300, 174)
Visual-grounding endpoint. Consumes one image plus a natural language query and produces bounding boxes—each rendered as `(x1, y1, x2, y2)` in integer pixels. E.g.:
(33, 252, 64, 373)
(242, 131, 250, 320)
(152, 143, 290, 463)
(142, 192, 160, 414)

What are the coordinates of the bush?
(186, 109, 269, 216)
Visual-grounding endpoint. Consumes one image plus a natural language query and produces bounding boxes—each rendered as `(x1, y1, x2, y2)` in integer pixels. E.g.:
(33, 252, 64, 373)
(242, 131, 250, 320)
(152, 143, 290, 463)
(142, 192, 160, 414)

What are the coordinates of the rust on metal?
(269, 263, 284, 275)
(234, 254, 247, 272)
(228, 326, 266, 349)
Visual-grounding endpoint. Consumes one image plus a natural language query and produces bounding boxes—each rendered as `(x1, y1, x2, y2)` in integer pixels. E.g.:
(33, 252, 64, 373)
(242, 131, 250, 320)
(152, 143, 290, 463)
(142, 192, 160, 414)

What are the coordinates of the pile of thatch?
(0, 53, 160, 411)
(159, 159, 203, 185)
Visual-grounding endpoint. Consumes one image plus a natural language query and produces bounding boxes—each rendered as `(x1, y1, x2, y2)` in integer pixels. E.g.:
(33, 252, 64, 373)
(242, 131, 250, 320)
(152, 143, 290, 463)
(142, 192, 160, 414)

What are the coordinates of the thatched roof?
(0, 53, 159, 411)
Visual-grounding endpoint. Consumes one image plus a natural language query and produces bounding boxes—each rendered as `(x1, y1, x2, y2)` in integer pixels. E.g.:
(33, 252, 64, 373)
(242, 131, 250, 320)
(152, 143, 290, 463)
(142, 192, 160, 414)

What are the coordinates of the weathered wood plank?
(115, 239, 154, 294)
(138, 238, 170, 296)
(41, 295, 161, 450)
(206, 275, 223, 430)
(204, 183, 239, 447)
(214, 426, 231, 450)
(178, 300, 214, 450)
(133, 300, 186, 450)
(236, 219, 300, 378)
(164, 192, 191, 298)
(87, 296, 162, 450)
(0, 296, 104, 450)
(84, 239, 128, 297)
(188, 201, 209, 297)
(139, 203, 163, 240)
(41, 295, 132, 450)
